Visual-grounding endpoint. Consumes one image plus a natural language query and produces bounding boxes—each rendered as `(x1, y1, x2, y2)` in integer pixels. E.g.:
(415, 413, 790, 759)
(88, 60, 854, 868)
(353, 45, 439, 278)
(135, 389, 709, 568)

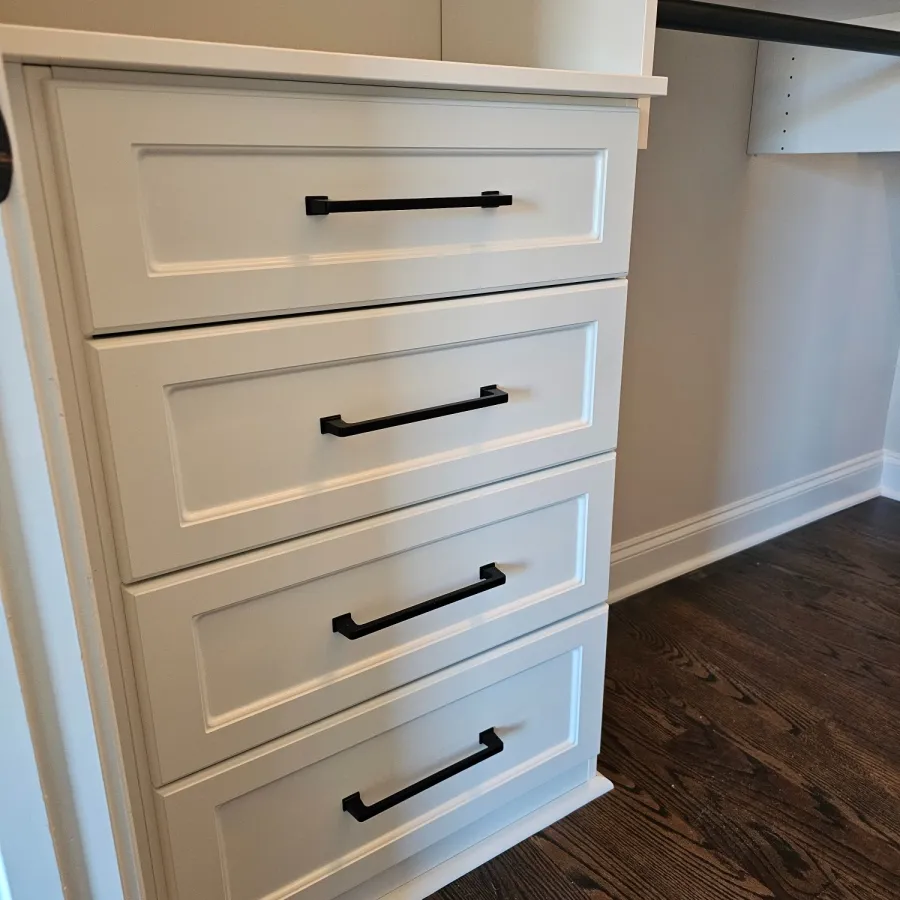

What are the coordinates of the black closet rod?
(658, 0, 900, 58)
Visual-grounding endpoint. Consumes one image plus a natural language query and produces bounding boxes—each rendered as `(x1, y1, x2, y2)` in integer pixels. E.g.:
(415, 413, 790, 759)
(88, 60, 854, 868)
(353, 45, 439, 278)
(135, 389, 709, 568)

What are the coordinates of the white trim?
(609, 452, 885, 603)
(0, 65, 125, 900)
(0, 24, 667, 99)
(883, 451, 900, 501)
(341, 767, 612, 900)
(641, 0, 659, 76)
(378, 775, 612, 900)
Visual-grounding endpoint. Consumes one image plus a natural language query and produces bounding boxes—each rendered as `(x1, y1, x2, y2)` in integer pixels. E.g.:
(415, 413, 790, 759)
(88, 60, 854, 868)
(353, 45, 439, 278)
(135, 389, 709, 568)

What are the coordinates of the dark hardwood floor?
(430, 498, 900, 900)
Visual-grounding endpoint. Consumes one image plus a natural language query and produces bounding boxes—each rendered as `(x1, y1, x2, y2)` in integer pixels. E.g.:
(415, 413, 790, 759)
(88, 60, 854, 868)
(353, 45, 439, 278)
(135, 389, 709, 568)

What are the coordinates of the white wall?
(0, 586, 66, 900)
(0, 0, 441, 59)
(886, 357, 900, 452)
(613, 29, 900, 589)
(442, 0, 654, 75)
(885, 355, 900, 498)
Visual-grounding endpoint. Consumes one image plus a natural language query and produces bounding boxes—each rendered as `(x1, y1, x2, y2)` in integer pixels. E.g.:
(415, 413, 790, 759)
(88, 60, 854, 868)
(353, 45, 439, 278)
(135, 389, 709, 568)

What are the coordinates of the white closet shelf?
(0, 25, 668, 98)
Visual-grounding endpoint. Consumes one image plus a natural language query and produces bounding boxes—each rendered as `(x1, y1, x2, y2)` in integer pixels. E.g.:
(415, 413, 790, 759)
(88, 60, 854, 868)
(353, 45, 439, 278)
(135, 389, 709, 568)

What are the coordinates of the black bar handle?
(306, 190, 512, 216)
(342, 728, 504, 823)
(320, 385, 508, 438)
(333, 563, 506, 641)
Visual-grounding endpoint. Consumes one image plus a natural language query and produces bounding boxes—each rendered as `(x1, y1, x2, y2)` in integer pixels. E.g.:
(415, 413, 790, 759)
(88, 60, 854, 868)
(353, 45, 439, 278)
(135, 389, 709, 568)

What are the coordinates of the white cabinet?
(155, 609, 607, 900)
(46, 76, 639, 333)
(1, 23, 661, 900)
(89, 281, 627, 581)
(127, 458, 614, 783)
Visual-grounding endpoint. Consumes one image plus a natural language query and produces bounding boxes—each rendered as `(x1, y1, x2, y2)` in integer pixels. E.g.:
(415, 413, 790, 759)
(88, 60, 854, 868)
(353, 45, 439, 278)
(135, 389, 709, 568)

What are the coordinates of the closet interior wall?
(611, 27, 900, 597)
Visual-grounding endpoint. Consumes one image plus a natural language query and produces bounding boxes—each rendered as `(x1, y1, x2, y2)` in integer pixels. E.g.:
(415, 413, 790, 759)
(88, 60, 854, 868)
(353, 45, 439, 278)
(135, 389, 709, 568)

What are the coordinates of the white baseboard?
(883, 451, 900, 501)
(336, 762, 611, 900)
(609, 451, 885, 603)
(376, 773, 613, 900)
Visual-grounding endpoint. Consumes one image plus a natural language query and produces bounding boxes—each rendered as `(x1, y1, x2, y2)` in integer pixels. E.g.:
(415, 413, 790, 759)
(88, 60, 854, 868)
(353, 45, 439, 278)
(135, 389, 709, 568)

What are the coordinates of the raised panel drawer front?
(155, 607, 607, 900)
(45, 75, 639, 333)
(127, 456, 614, 784)
(88, 281, 627, 581)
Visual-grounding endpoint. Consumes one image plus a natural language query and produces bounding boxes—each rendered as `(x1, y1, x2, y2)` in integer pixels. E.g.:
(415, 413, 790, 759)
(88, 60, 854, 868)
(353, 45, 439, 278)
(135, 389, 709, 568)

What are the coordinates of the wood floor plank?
(429, 498, 900, 900)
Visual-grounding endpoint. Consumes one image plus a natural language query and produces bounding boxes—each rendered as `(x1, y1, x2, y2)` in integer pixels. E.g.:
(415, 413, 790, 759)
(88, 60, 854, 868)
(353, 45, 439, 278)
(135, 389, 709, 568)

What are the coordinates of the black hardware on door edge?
(306, 190, 512, 215)
(0, 111, 13, 203)
(333, 563, 506, 640)
(342, 728, 504, 822)
(320, 385, 508, 437)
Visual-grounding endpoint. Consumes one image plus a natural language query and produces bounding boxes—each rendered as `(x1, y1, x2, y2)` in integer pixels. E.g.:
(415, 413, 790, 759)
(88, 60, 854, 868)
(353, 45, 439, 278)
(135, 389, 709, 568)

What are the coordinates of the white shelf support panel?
(750, 14, 900, 155)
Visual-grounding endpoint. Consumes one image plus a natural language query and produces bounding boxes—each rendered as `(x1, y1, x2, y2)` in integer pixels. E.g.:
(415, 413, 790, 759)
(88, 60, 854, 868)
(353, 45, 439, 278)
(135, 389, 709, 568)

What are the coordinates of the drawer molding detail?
(91, 281, 626, 581)
(126, 456, 614, 784)
(154, 607, 608, 900)
(45, 77, 639, 332)
(3, 41, 657, 900)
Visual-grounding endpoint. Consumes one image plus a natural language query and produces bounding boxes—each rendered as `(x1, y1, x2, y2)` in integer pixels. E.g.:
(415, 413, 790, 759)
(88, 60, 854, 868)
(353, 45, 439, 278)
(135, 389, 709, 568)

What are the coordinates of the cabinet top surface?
(0, 24, 667, 98)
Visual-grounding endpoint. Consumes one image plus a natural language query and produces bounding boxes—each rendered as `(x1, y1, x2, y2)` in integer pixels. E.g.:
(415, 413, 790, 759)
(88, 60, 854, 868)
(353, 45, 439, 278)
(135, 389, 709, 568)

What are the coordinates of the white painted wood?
(440, 0, 658, 149)
(44, 76, 639, 332)
(609, 451, 884, 602)
(127, 457, 614, 784)
(0, 27, 645, 900)
(155, 608, 607, 900)
(749, 13, 900, 154)
(0, 25, 667, 98)
(638, 0, 659, 148)
(0, 62, 128, 900)
(0, 0, 443, 60)
(642, 0, 659, 76)
(441, 0, 656, 76)
(336, 765, 612, 900)
(88, 281, 627, 581)
(16, 63, 168, 900)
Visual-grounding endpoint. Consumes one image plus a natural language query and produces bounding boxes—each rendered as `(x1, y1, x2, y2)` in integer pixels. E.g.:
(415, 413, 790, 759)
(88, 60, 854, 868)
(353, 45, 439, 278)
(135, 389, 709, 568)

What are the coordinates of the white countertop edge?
(0, 24, 668, 98)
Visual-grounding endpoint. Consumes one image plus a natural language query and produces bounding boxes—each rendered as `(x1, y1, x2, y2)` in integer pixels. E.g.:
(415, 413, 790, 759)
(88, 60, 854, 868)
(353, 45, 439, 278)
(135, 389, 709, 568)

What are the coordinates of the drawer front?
(128, 456, 614, 784)
(47, 76, 639, 332)
(89, 281, 627, 581)
(156, 607, 607, 900)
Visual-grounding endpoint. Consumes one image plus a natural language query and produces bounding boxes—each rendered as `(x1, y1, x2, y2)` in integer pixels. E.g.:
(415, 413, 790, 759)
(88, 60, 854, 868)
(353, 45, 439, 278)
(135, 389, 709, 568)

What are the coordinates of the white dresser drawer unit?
(127, 456, 614, 784)
(155, 607, 607, 900)
(44, 76, 640, 333)
(1, 25, 665, 900)
(88, 280, 627, 581)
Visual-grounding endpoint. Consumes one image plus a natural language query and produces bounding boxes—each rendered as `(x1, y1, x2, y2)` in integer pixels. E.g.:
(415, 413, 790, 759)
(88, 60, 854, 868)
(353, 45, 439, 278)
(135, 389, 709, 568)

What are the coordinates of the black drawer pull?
(333, 563, 506, 641)
(342, 728, 504, 823)
(320, 385, 508, 438)
(306, 190, 512, 216)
